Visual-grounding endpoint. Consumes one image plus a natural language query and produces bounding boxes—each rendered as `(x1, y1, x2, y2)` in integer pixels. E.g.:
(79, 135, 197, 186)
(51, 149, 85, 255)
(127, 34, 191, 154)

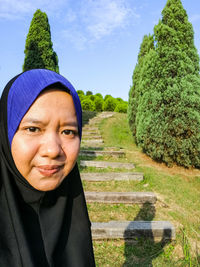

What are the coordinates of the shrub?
(103, 96, 117, 111)
(95, 93, 103, 99)
(89, 95, 95, 101)
(94, 96, 104, 112)
(81, 98, 95, 111)
(77, 90, 85, 96)
(104, 94, 112, 101)
(77, 90, 85, 101)
(116, 97, 123, 103)
(114, 103, 128, 113)
(86, 91, 93, 96)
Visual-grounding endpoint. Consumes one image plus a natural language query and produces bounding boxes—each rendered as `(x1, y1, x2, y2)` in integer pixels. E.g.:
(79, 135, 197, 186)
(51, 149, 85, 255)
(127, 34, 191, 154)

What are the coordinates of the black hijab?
(0, 69, 95, 267)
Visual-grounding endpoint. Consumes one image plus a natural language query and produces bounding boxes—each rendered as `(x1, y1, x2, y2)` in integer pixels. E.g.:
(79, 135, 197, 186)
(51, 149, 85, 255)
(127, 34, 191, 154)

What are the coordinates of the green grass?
(81, 112, 200, 266)
(87, 202, 157, 222)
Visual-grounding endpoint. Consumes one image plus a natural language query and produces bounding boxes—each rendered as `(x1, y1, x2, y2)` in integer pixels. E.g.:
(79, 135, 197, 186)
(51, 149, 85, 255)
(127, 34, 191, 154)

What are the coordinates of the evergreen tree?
(86, 91, 93, 96)
(23, 9, 59, 73)
(128, 34, 154, 135)
(134, 0, 200, 168)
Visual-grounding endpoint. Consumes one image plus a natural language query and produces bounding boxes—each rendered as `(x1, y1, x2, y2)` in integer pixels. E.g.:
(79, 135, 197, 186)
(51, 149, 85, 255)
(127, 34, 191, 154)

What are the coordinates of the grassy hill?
(81, 111, 200, 266)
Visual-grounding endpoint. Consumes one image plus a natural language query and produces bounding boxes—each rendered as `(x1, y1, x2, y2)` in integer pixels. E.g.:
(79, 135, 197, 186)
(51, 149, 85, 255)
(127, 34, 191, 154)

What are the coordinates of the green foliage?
(104, 94, 112, 101)
(94, 96, 104, 112)
(78, 91, 127, 113)
(128, 0, 200, 168)
(77, 90, 85, 101)
(95, 93, 103, 99)
(114, 102, 128, 113)
(128, 34, 154, 135)
(103, 96, 117, 111)
(81, 98, 95, 111)
(23, 9, 59, 73)
(86, 90, 93, 96)
(89, 95, 95, 101)
(116, 97, 123, 103)
(77, 90, 85, 96)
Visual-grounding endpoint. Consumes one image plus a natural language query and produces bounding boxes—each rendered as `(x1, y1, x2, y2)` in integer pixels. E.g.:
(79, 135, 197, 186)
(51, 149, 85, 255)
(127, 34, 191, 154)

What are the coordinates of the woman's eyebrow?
(20, 118, 44, 124)
(61, 121, 78, 128)
(21, 118, 78, 127)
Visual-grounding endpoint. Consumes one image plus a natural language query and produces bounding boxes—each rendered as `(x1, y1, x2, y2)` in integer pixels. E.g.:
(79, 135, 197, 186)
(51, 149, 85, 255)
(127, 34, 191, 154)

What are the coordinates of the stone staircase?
(80, 112, 175, 243)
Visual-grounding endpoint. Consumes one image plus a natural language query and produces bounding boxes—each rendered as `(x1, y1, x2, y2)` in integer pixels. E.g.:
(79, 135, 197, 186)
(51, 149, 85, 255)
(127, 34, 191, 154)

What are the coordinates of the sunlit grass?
(81, 111, 200, 266)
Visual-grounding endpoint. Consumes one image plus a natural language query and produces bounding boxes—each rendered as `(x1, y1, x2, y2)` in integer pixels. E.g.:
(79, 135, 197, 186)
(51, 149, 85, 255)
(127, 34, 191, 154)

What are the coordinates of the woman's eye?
(62, 130, 76, 136)
(26, 127, 40, 133)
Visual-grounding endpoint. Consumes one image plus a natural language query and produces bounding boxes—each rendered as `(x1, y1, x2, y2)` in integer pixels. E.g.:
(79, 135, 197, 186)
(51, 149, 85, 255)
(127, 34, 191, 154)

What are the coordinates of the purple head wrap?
(7, 69, 82, 144)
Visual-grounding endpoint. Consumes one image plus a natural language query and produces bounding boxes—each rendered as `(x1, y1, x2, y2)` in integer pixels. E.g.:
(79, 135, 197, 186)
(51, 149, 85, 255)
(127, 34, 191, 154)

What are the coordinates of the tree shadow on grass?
(123, 202, 172, 267)
(82, 111, 98, 127)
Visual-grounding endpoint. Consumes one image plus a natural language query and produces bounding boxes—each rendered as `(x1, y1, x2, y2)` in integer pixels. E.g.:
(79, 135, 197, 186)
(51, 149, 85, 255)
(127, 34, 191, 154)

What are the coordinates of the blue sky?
(0, 0, 200, 100)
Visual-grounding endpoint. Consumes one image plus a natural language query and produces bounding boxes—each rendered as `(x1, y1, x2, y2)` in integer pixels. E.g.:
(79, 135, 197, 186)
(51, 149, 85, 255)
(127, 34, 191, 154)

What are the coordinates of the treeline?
(128, 0, 200, 168)
(77, 90, 128, 113)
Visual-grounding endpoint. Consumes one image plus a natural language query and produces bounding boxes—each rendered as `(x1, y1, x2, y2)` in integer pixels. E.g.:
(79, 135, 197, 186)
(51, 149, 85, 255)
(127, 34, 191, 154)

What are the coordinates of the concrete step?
(82, 139, 104, 144)
(87, 113, 113, 121)
(81, 141, 104, 148)
(80, 160, 135, 169)
(91, 221, 175, 241)
(85, 191, 156, 204)
(81, 143, 104, 148)
(81, 172, 143, 181)
(82, 127, 99, 131)
(82, 135, 102, 139)
(82, 131, 101, 135)
(79, 150, 125, 157)
(97, 112, 114, 119)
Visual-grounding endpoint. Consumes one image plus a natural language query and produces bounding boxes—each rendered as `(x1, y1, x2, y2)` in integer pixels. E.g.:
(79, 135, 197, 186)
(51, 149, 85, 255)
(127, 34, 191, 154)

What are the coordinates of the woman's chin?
(30, 177, 65, 192)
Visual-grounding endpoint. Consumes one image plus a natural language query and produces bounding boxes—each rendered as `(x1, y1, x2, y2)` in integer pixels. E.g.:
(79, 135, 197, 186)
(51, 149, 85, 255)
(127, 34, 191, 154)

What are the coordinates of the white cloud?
(81, 0, 139, 40)
(0, 0, 66, 19)
(0, 0, 140, 49)
(82, 0, 131, 39)
(62, 0, 140, 49)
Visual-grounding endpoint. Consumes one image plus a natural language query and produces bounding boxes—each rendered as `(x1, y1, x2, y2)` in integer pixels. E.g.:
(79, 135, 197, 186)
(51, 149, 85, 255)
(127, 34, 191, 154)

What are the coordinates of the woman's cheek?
(63, 138, 80, 160)
(15, 138, 39, 165)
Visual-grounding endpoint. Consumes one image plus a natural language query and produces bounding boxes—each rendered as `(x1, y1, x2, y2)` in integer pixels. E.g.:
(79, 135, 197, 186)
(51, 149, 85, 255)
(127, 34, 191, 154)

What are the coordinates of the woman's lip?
(37, 165, 63, 177)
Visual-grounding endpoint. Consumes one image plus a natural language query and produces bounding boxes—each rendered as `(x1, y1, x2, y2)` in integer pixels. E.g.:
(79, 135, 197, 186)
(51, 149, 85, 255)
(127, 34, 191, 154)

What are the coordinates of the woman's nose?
(39, 132, 63, 158)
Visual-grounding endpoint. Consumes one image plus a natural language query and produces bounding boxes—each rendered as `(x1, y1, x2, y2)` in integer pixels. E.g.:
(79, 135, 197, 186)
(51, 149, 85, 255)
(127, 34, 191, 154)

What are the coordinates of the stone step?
(97, 112, 114, 119)
(81, 172, 143, 181)
(82, 131, 101, 135)
(82, 139, 104, 144)
(82, 127, 99, 131)
(81, 143, 104, 148)
(82, 135, 102, 139)
(85, 191, 156, 204)
(91, 221, 175, 241)
(80, 160, 135, 169)
(80, 147, 104, 151)
(79, 150, 125, 157)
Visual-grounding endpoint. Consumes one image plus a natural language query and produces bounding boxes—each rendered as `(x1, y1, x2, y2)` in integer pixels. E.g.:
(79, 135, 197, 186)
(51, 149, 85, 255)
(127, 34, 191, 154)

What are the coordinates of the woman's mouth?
(37, 165, 63, 177)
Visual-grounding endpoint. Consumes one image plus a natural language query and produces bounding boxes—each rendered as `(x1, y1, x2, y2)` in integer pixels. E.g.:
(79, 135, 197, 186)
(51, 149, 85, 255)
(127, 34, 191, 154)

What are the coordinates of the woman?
(0, 69, 95, 266)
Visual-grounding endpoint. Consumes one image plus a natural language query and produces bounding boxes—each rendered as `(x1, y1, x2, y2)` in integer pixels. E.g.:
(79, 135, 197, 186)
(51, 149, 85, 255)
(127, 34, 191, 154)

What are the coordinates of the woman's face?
(11, 89, 80, 191)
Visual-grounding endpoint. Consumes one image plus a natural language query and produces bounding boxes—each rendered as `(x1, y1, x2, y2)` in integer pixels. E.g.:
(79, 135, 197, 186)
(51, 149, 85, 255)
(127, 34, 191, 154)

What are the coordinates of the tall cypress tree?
(23, 9, 59, 73)
(134, 0, 200, 168)
(128, 34, 154, 136)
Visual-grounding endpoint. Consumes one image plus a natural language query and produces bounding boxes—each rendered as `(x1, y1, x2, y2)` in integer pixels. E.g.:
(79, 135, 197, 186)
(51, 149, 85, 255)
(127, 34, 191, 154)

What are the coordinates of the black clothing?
(0, 74, 95, 267)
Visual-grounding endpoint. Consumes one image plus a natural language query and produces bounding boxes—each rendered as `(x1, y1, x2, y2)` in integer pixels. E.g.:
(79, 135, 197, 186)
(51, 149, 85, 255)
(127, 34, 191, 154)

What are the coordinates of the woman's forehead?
(21, 89, 77, 124)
